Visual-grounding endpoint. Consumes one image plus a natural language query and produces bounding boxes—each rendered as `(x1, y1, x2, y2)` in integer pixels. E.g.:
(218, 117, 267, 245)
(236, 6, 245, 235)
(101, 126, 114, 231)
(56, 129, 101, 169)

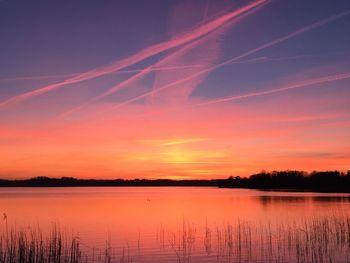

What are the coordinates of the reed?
(2, 216, 350, 262)
(0, 225, 81, 263)
(0, 224, 115, 263)
(158, 216, 350, 263)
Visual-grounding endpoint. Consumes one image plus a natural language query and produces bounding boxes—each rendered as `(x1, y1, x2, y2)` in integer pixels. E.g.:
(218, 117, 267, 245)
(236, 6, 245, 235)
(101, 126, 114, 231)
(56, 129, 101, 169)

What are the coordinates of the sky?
(0, 0, 350, 179)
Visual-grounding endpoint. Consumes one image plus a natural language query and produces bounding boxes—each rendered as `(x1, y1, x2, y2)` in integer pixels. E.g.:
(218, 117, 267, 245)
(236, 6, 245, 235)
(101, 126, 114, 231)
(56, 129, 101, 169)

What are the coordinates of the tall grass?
(169, 220, 196, 263)
(2, 216, 350, 262)
(157, 216, 350, 263)
(0, 225, 81, 263)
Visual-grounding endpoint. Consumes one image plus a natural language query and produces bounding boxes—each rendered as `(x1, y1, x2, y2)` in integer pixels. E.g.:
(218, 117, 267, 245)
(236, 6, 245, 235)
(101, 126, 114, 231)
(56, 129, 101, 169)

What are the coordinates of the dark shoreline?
(0, 170, 350, 193)
(1, 185, 349, 194)
(0, 178, 226, 187)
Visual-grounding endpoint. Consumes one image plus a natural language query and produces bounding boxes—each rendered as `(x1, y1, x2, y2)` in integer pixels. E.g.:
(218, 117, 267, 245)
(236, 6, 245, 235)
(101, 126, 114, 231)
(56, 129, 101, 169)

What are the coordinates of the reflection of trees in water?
(258, 195, 350, 207)
(258, 195, 310, 207)
(312, 196, 350, 202)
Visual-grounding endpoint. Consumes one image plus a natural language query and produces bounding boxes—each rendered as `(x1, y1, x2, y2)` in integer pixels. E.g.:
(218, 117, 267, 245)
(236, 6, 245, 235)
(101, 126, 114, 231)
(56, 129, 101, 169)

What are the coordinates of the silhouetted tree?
(0, 170, 349, 192)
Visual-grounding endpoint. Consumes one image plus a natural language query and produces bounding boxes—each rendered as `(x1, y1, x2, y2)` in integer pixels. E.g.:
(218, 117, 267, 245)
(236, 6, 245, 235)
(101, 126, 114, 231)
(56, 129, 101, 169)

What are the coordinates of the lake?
(1, 187, 350, 262)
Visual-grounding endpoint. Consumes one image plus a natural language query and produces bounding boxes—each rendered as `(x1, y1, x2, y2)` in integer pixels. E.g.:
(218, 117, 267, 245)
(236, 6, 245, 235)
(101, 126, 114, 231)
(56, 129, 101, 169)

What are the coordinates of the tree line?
(222, 170, 350, 192)
(0, 170, 349, 192)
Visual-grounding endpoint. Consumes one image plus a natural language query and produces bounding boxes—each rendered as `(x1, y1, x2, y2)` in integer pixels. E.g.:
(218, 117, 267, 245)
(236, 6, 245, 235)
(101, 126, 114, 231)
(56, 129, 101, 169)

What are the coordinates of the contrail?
(0, 65, 206, 83)
(202, 0, 211, 24)
(195, 72, 350, 106)
(59, 1, 268, 118)
(94, 71, 350, 123)
(59, 38, 207, 118)
(227, 52, 350, 65)
(106, 9, 350, 111)
(0, 0, 268, 108)
(59, 57, 267, 118)
(0, 73, 80, 82)
(72, 57, 273, 118)
(1, 52, 343, 83)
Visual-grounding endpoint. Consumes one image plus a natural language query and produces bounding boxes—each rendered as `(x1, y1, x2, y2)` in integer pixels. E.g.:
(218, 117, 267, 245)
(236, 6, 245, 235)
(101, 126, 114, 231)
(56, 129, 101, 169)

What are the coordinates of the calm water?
(1, 187, 350, 262)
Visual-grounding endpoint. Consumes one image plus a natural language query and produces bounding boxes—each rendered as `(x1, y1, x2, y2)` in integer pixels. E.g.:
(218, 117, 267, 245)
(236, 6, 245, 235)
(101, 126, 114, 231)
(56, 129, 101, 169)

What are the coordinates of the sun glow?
(160, 147, 196, 164)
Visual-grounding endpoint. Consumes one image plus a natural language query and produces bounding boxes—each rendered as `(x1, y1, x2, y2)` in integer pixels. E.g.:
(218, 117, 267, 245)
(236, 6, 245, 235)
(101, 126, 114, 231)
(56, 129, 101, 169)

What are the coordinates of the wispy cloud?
(0, 0, 268, 109)
(58, 0, 267, 118)
(60, 35, 218, 118)
(195, 71, 350, 106)
(140, 138, 210, 146)
(280, 151, 350, 159)
(104, 9, 350, 112)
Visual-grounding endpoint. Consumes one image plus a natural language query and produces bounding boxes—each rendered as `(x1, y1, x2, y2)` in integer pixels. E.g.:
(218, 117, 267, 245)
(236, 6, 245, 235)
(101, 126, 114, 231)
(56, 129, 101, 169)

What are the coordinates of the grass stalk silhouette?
(1, 216, 350, 262)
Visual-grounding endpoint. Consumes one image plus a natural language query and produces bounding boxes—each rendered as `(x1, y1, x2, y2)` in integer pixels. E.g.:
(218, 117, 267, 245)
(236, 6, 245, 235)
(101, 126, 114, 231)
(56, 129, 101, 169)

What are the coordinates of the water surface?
(1, 187, 350, 262)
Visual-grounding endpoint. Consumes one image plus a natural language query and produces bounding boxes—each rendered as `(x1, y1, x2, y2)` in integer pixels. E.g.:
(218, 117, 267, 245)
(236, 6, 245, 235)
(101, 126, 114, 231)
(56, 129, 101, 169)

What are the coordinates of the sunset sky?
(0, 0, 350, 179)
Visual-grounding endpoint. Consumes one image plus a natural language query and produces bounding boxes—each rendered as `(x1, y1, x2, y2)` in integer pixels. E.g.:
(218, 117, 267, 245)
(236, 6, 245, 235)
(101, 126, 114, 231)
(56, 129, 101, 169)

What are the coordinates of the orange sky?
(1, 87, 349, 179)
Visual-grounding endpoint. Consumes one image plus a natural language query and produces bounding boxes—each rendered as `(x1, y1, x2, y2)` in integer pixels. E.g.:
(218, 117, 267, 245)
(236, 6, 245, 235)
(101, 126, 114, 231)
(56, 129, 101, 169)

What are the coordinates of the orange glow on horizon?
(1, 96, 349, 179)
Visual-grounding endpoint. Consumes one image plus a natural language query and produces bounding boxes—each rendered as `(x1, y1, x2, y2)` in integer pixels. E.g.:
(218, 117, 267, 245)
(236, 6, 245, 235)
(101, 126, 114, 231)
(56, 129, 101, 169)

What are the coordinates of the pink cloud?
(0, 0, 268, 109)
(104, 9, 350, 112)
